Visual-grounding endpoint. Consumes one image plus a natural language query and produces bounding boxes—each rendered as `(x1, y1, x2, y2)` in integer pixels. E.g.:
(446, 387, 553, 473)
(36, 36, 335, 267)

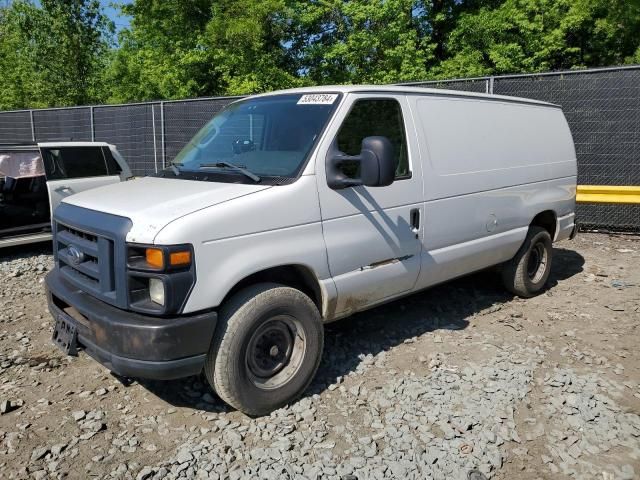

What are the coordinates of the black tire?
(204, 283, 324, 416)
(501, 226, 553, 298)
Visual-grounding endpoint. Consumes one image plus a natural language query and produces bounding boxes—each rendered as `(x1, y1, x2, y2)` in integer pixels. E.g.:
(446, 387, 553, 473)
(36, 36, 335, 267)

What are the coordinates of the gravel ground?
(0, 233, 639, 480)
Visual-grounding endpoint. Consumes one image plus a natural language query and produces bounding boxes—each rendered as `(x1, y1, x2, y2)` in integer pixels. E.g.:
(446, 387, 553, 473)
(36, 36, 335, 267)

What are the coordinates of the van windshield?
(170, 93, 341, 183)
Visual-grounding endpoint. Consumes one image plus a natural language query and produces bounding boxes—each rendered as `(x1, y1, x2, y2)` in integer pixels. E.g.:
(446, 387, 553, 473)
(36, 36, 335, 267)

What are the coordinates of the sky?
(102, 0, 131, 33)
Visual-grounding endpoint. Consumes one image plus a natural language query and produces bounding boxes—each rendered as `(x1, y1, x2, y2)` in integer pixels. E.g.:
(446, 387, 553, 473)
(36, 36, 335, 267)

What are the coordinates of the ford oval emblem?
(67, 245, 85, 265)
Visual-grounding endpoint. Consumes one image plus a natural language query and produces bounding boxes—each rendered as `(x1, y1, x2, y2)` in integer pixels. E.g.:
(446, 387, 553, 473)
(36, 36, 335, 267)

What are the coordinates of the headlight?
(127, 243, 195, 315)
(149, 278, 165, 306)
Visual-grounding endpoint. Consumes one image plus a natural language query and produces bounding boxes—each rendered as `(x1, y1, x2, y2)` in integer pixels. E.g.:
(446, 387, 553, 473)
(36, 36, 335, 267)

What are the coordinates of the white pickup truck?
(0, 142, 131, 248)
(45, 86, 577, 415)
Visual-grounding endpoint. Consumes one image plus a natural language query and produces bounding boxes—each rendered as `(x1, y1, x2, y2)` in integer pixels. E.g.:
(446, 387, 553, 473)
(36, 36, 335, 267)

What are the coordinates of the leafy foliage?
(292, 0, 430, 85)
(203, 0, 303, 95)
(435, 0, 640, 78)
(0, 0, 639, 108)
(106, 0, 216, 102)
(0, 0, 113, 109)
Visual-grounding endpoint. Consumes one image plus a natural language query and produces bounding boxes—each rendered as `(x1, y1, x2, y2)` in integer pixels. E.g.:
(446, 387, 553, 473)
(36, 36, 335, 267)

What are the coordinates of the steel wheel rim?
(527, 241, 547, 283)
(245, 315, 306, 390)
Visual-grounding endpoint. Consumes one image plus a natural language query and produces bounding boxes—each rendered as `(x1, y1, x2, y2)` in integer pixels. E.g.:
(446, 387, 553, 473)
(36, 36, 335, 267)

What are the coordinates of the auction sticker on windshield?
(297, 94, 338, 105)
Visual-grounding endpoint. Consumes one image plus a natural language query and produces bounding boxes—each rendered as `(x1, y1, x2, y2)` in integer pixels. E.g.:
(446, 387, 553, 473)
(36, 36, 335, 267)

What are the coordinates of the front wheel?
(501, 226, 553, 298)
(204, 283, 324, 416)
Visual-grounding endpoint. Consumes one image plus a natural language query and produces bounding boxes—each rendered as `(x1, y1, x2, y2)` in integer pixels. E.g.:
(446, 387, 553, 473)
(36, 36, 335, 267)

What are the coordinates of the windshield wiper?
(198, 161, 261, 183)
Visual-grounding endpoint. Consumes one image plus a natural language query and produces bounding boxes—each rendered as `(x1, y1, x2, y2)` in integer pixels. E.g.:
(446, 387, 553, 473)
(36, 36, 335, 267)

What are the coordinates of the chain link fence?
(0, 98, 241, 177)
(93, 103, 160, 176)
(1, 65, 638, 230)
(0, 110, 32, 143)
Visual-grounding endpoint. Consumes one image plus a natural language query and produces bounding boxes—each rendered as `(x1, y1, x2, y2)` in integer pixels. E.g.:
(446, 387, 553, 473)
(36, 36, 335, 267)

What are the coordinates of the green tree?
(0, 1, 47, 108)
(293, 0, 430, 85)
(4, 0, 640, 107)
(0, 0, 113, 109)
(106, 0, 217, 103)
(203, 0, 303, 95)
(108, 0, 300, 99)
(40, 0, 115, 105)
(436, 0, 640, 78)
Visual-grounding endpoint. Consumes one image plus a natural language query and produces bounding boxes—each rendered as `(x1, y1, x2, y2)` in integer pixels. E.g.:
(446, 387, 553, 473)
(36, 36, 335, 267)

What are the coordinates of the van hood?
(62, 176, 271, 243)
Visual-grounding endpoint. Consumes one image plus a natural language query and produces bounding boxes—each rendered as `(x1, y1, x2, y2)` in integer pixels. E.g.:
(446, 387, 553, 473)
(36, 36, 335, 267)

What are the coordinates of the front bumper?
(45, 269, 217, 380)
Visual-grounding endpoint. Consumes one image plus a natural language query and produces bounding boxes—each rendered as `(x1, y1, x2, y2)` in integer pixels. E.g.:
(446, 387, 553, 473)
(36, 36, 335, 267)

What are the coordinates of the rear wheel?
(204, 283, 323, 416)
(501, 226, 553, 298)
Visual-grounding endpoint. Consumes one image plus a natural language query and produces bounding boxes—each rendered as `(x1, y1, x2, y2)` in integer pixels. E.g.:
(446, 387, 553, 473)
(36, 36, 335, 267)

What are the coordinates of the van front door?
(316, 95, 423, 317)
(42, 146, 121, 216)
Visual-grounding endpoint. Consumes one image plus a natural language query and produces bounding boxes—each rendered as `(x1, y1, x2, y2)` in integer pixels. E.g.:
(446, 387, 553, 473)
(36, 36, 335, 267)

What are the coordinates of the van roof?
(252, 85, 560, 108)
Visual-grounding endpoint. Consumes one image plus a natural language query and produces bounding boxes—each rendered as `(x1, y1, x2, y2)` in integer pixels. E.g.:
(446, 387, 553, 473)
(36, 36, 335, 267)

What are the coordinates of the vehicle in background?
(0, 142, 131, 248)
(45, 86, 577, 415)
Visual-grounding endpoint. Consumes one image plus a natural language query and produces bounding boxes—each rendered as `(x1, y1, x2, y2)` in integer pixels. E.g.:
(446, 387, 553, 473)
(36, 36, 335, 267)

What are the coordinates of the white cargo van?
(0, 142, 131, 248)
(46, 86, 577, 415)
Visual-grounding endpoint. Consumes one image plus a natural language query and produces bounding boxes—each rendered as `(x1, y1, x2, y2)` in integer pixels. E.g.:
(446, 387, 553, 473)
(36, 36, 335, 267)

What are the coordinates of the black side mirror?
(327, 136, 396, 190)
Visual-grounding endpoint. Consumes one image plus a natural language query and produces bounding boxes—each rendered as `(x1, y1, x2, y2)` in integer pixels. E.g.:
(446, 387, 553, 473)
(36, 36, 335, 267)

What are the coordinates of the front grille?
(56, 222, 116, 303)
(61, 225, 97, 243)
(52, 203, 132, 309)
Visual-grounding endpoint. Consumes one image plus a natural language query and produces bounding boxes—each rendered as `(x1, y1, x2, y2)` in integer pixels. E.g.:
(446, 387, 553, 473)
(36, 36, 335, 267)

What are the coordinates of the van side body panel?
(409, 95, 577, 291)
(414, 97, 576, 196)
(416, 178, 575, 289)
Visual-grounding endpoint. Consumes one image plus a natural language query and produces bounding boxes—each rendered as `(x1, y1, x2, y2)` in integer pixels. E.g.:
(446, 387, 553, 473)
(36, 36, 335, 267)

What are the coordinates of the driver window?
(336, 98, 410, 179)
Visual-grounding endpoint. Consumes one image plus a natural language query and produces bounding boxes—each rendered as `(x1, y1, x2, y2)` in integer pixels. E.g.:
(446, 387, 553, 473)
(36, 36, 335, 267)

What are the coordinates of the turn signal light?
(145, 248, 164, 269)
(170, 251, 192, 267)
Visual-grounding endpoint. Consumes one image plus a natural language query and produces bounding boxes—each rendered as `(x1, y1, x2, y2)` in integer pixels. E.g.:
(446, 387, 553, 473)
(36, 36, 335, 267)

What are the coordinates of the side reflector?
(170, 251, 191, 267)
(145, 248, 164, 269)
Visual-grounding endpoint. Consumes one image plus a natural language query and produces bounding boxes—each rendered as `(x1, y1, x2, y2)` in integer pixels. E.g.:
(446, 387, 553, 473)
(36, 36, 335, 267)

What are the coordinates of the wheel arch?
(530, 210, 557, 240)
(220, 264, 324, 314)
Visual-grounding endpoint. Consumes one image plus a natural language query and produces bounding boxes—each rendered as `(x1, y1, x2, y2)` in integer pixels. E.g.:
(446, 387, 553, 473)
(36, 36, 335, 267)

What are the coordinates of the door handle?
(410, 208, 420, 237)
(54, 186, 72, 193)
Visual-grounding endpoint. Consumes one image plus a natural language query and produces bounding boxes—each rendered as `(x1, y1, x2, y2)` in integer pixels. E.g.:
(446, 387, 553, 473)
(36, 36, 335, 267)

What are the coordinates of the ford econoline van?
(45, 86, 577, 415)
(1, 142, 131, 248)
